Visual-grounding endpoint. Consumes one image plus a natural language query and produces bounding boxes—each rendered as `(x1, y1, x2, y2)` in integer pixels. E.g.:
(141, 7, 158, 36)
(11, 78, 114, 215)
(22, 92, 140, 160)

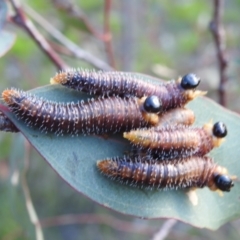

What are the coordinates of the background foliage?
(0, 0, 240, 239)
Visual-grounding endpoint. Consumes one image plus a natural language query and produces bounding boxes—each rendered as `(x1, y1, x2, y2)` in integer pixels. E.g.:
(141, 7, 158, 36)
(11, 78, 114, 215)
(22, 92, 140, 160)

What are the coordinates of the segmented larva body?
(51, 70, 206, 111)
(2, 89, 160, 136)
(0, 111, 19, 132)
(124, 122, 227, 160)
(154, 107, 195, 128)
(97, 155, 234, 192)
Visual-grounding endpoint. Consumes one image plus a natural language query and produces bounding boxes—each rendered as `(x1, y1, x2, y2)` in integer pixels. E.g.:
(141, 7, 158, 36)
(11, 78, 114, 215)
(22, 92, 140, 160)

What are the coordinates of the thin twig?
(51, 0, 115, 68)
(9, 0, 68, 70)
(22, 140, 44, 240)
(103, 0, 116, 68)
(51, 0, 109, 41)
(38, 214, 155, 235)
(209, 0, 228, 106)
(24, 5, 113, 71)
(151, 219, 177, 240)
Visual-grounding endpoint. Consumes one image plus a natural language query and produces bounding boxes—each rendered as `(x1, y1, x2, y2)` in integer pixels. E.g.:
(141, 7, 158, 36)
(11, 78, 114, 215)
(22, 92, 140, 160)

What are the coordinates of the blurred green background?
(1, 0, 240, 239)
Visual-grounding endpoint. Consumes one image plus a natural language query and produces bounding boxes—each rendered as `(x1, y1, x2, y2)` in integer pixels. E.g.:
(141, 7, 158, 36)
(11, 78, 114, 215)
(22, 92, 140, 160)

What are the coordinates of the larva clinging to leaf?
(51, 70, 206, 111)
(2, 89, 164, 136)
(97, 155, 235, 192)
(124, 121, 227, 159)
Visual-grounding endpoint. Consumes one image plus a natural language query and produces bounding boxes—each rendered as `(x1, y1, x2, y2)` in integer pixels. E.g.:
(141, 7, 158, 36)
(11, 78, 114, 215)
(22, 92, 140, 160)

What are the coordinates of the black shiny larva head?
(143, 96, 162, 113)
(214, 174, 234, 192)
(213, 121, 227, 138)
(180, 73, 200, 90)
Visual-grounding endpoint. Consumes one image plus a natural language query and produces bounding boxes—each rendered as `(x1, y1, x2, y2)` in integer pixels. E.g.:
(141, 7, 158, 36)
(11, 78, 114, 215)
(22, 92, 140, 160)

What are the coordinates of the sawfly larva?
(123, 122, 227, 159)
(2, 89, 163, 136)
(97, 155, 234, 192)
(51, 70, 206, 111)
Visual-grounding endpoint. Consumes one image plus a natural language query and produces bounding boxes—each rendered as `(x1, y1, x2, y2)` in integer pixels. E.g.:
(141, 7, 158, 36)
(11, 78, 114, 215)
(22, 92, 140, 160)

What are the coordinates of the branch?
(151, 219, 177, 240)
(51, 0, 109, 41)
(22, 141, 44, 240)
(103, 0, 116, 68)
(209, 0, 228, 106)
(24, 5, 114, 71)
(38, 214, 155, 235)
(9, 0, 68, 70)
(51, 0, 116, 68)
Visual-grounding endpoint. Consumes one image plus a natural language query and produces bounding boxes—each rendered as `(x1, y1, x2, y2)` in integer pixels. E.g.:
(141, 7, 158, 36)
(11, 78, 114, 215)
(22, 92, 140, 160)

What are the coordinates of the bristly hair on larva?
(1, 89, 163, 136)
(50, 69, 207, 111)
(97, 155, 235, 192)
(123, 121, 227, 160)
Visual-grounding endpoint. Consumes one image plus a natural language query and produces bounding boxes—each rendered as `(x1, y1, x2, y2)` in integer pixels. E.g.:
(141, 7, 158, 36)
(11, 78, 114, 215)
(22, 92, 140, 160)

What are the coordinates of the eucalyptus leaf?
(0, 31, 16, 57)
(0, 0, 7, 31)
(1, 73, 240, 230)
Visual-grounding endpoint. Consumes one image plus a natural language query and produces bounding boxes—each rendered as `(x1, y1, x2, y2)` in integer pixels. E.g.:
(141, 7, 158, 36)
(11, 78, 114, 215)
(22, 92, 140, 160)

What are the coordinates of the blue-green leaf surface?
(0, 30, 16, 57)
(0, 0, 7, 31)
(1, 73, 240, 230)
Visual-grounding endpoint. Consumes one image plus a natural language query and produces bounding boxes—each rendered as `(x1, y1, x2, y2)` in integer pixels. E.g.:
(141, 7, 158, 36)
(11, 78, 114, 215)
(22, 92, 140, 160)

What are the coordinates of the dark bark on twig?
(51, 0, 109, 41)
(9, 0, 69, 70)
(209, 0, 228, 106)
(24, 5, 113, 71)
(52, 0, 116, 68)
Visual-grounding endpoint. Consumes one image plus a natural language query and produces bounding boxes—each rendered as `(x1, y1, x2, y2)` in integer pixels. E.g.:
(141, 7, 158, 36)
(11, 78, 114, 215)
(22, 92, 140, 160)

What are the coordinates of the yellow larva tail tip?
(2, 89, 17, 104)
(187, 90, 207, 101)
(96, 160, 111, 173)
(96, 160, 108, 169)
(231, 175, 238, 181)
(96, 160, 102, 166)
(123, 132, 130, 139)
(50, 77, 58, 84)
(124, 131, 140, 141)
(195, 90, 208, 97)
(216, 189, 224, 197)
(123, 131, 138, 142)
(203, 119, 213, 127)
(50, 72, 68, 85)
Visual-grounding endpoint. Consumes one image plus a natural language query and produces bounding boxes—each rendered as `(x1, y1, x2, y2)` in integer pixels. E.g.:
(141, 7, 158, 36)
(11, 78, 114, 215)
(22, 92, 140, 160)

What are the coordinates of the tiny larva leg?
(186, 189, 198, 206)
(51, 69, 206, 110)
(97, 155, 235, 192)
(2, 89, 161, 135)
(123, 121, 227, 159)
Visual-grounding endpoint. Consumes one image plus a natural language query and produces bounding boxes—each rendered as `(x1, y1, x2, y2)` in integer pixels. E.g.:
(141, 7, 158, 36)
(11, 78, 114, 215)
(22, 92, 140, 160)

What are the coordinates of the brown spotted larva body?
(0, 111, 19, 132)
(97, 155, 234, 192)
(123, 122, 227, 159)
(2, 89, 161, 136)
(154, 107, 195, 128)
(51, 70, 206, 111)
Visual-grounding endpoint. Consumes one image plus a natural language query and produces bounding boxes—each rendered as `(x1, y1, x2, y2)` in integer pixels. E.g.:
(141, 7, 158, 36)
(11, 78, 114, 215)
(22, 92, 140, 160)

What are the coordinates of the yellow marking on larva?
(2, 89, 20, 105)
(50, 72, 69, 85)
(185, 89, 207, 101)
